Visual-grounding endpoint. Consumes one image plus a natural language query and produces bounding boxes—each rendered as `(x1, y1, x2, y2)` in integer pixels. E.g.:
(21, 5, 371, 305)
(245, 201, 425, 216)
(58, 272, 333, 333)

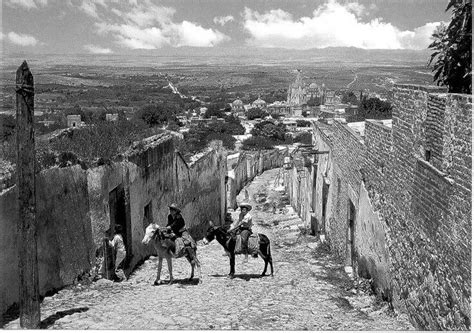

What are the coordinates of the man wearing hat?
(166, 203, 196, 256)
(228, 202, 253, 263)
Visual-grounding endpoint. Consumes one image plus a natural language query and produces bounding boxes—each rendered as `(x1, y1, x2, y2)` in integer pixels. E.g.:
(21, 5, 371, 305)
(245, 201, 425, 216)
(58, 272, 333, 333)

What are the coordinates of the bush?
(241, 136, 276, 151)
(50, 118, 162, 163)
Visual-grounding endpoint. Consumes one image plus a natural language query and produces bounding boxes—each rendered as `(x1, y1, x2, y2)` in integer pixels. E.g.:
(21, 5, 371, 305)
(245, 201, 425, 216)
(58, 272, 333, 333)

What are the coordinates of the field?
(0, 47, 436, 114)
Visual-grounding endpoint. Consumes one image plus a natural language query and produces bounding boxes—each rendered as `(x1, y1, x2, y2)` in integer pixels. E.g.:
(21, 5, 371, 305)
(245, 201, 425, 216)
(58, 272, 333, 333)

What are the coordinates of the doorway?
(109, 184, 132, 267)
(321, 182, 329, 235)
(346, 200, 356, 268)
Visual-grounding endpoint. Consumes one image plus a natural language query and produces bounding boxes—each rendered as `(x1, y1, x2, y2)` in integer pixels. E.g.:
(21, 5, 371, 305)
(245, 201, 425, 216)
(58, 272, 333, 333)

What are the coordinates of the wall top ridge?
(334, 119, 365, 144)
(365, 119, 392, 130)
(126, 132, 172, 156)
(445, 93, 473, 103)
(416, 157, 455, 186)
(393, 83, 448, 93)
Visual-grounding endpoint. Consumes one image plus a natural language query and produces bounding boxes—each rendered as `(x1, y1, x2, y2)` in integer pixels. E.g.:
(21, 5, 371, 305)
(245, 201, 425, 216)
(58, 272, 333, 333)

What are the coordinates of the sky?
(1, 0, 450, 54)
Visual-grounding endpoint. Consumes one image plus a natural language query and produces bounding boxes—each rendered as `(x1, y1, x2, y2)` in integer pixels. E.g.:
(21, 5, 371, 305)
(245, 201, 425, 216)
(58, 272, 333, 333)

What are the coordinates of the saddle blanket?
(174, 233, 196, 258)
(234, 234, 260, 255)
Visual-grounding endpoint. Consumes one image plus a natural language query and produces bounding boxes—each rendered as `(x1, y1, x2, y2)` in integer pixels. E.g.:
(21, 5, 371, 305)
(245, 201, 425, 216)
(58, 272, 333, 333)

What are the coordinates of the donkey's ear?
(209, 220, 214, 227)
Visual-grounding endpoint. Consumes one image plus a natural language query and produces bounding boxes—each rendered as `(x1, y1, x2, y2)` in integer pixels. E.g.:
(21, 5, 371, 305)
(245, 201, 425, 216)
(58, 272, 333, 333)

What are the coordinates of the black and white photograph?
(0, 0, 471, 330)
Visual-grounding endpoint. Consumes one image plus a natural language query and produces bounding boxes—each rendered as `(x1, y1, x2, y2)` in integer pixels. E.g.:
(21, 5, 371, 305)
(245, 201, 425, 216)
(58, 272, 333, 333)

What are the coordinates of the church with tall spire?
(287, 69, 326, 115)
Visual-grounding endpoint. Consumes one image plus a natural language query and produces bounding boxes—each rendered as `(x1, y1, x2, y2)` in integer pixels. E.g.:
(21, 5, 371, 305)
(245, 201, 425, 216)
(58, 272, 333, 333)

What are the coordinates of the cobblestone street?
(4, 169, 413, 330)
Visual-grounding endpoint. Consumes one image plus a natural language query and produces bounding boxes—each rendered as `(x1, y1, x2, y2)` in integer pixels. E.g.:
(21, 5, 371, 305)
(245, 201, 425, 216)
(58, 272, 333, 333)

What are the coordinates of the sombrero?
(168, 203, 181, 212)
(239, 202, 252, 211)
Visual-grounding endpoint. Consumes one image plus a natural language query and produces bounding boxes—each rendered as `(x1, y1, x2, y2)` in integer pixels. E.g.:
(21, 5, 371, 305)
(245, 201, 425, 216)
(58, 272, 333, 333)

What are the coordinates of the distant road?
(165, 81, 202, 103)
(347, 73, 358, 89)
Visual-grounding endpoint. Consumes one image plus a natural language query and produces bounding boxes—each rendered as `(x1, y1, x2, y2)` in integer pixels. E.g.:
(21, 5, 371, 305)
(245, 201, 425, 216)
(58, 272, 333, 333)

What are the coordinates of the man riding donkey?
(228, 202, 258, 263)
(166, 203, 197, 258)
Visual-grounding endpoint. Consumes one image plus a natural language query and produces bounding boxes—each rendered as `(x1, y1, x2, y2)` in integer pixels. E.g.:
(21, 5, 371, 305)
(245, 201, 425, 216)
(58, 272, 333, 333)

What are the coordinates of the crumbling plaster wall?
(1, 133, 228, 318)
(0, 165, 91, 317)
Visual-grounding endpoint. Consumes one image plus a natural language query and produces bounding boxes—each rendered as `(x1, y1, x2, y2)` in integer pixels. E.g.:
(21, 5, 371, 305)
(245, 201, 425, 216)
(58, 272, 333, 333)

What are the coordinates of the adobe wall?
(0, 165, 91, 318)
(0, 186, 19, 318)
(286, 84, 471, 330)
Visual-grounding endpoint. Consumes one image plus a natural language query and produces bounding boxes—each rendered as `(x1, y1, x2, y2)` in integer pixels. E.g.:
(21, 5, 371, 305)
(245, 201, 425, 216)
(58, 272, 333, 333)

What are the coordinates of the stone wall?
(286, 84, 472, 330)
(0, 133, 227, 317)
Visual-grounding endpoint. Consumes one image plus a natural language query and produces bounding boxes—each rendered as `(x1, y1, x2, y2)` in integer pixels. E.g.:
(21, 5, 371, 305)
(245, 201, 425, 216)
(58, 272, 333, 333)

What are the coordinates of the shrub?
(49, 118, 162, 163)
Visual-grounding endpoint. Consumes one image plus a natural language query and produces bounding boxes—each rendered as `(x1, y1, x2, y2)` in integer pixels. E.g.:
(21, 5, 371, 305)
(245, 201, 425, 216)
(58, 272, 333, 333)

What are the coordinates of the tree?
(246, 107, 268, 120)
(204, 103, 225, 118)
(341, 91, 359, 105)
(135, 103, 179, 126)
(251, 120, 287, 141)
(241, 136, 276, 151)
(306, 97, 321, 107)
(347, 96, 392, 122)
(428, 0, 472, 93)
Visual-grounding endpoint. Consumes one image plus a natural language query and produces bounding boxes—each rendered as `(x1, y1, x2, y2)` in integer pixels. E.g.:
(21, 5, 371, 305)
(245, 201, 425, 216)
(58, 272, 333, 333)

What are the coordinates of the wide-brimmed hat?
(239, 202, 252, 211)
(168, 203, 181, 212)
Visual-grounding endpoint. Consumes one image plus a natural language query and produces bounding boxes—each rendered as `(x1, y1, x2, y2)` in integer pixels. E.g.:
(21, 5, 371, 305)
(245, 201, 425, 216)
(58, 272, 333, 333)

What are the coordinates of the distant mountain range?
(2, 47, 433, 68)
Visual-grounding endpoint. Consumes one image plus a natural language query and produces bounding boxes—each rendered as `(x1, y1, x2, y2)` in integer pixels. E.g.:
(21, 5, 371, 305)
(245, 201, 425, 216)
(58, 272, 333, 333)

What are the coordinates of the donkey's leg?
(196, 256, 202, 283)
(190, 248, 202, 283)
(154, 256, 163, 285)
(267, 244, 274, 276)
(188, 257, 195, 281)
(166, 257, 174, 284)
(185, 248, 195, 281)
(228, 254, 235, 278)
(261, 257, 268, 276)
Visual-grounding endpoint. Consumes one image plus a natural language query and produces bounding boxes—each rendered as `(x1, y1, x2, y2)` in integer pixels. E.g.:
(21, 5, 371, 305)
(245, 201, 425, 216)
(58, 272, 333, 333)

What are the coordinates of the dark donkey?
(203, 221, 273, 278)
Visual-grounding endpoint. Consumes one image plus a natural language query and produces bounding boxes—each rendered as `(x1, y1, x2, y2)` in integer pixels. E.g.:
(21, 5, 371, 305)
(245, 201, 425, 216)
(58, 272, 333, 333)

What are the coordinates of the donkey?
(142, 223, 201, 285)
(203, 221, 273, 278)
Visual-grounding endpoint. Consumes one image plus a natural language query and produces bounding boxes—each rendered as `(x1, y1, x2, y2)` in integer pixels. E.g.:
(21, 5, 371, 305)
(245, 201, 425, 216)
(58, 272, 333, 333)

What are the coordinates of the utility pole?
(16, 61, 40, 328)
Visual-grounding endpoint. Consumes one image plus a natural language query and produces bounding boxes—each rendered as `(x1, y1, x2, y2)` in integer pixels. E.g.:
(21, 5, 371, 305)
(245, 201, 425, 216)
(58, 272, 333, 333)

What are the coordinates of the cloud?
(96, 23, 170, 49)
(213, 15, 234, 26)
(78, 0, 109, 19)
(84, 44, 113, 54)
(94, 1, 229, 48)
(174, 21, 229, 46)
(117, 5, 176, 27)
(5, 0, 48, 9)
(242, 1, 441, 49)
(7, 32, 39, 46)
